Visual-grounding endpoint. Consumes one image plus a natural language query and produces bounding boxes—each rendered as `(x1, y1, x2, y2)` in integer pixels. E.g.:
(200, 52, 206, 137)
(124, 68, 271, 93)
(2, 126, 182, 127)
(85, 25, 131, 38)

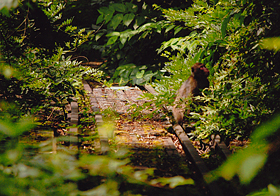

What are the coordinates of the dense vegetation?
(1, 0, 280, 195)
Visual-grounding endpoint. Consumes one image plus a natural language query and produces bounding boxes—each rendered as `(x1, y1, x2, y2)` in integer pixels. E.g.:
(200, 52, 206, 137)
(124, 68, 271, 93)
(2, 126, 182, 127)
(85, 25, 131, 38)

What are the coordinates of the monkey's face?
(192, 63, 209, 78)
(199, 64, 209, 77)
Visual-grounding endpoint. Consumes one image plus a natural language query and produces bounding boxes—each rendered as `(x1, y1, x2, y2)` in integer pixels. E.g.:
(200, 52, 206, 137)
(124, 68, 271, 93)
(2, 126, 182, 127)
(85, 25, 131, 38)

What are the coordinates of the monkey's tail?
(172, 104, 184, 125)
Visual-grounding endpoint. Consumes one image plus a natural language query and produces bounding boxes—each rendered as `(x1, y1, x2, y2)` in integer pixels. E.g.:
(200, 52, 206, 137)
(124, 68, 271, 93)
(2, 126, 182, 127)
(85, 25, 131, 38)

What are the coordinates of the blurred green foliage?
(0, 114, 194, 195)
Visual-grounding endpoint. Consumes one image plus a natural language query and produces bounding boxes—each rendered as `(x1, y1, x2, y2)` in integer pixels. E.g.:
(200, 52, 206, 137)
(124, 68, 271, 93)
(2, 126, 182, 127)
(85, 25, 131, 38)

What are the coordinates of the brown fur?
(172, 63, 209, 124)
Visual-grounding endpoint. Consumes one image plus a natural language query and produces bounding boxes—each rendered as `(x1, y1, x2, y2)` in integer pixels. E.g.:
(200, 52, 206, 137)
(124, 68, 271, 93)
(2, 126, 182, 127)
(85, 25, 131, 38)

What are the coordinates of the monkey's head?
(191, 63, 209, 79)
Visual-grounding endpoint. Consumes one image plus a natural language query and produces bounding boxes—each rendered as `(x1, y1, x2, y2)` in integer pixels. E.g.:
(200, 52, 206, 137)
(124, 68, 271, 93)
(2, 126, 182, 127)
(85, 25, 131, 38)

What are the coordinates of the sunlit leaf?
(261, 37, 280, 51)
(216, 155, 240, 181)
(123, 13, 135, 26)
(151, 176, 194, 188)
(110, 13, 123, 30)
(119, 36, 127, 45)
(106, 36, 118, 45)
(251, 113, 280, 142)
(82, 181, 119, 196)
(133, 16, 145, 30)
(165, 24, 175, 33)
(174, 26, 183, 35)
(239, 154, 267, 184)
(95, 32, 104, 41)
(7, 149, 21, 162)
(267, 184, 280, 195)
(17, 163, 40, 178)
(98, 122, 115, 139)
(136, 70, 145, 78)
(0, 117, 35, 137)
(106, 32, 120, 37)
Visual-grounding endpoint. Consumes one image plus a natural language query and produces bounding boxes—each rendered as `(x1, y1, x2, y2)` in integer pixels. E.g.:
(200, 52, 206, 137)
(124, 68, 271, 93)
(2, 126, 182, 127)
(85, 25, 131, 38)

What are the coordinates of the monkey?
(172, 63, 209, 125)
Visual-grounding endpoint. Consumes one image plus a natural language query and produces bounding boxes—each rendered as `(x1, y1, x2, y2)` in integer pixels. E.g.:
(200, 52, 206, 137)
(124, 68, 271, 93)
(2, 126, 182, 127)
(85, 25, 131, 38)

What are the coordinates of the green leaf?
(123, 13, 135, 26)
(251, 113, 280, 142)
(0, 7, 10, 16)
(261, 37, 280, 51)
(96, 15, 104, 24)
(123, 29, 137, 41)
(174, 26, 183, 35)
(119, 29, 135, 44)
(0, 117, 35, 137)
(112, 3, 126, 12)
(106, 32, 120, 37)
(97, 7, 108, 15)
(95, 33, 104, 41)
(137, 23, 150, 32)
(221, 15, 231, 39)
(119, 36, 127, 45)
(99, 6, 115, 24)
(110, 13, 123, 30)
(137, 23, 159, 32)
(267, 184, 280, 195)
(125, 2, 138, 13)
(165, 24, 175, 33)
(106, 36, 118, 45)
(136, 70, 145, 78)
(193, 48, 204, 63)
(143, 70, 156, 82)
(151, 176, 194, 189)
(139, 65, 147, 70)
(133, 16, 145, 30)
(169, 176, 194, 188)
(239, 154, 267, 184)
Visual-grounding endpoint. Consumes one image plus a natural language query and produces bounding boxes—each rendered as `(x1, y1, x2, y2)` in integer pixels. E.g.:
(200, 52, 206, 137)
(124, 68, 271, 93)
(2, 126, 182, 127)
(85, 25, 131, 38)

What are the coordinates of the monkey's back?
(176, 77, 198, 99)
(173, 78, 196, 124)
